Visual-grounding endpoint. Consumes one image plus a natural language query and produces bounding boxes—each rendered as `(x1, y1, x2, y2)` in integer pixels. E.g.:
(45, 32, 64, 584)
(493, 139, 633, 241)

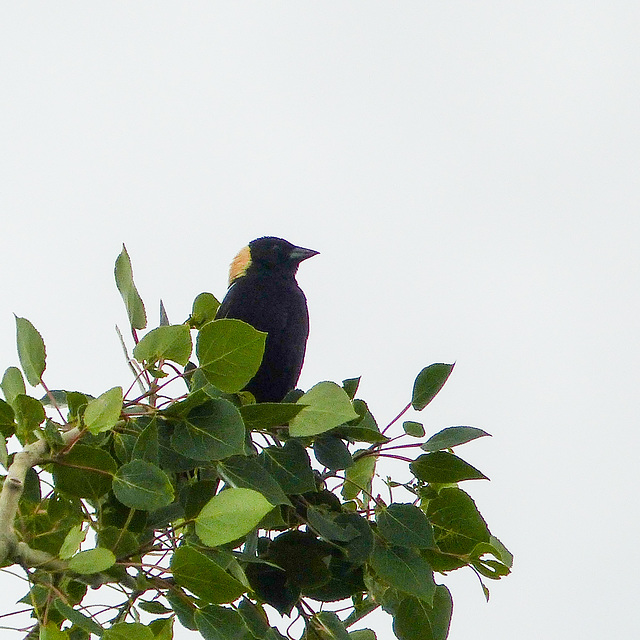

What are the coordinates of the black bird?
(216, 237, 318, 402)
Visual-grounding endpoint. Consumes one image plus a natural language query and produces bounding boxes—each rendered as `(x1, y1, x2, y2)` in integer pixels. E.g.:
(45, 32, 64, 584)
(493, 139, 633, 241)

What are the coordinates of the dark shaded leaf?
(53, 601, 103, 636)
(410, 452, 488, 483)
(425, 488, 490, 555)
(112, 460, 174, 511)
(411, 364, 454, 411)
(370, 544, 435, 603)
(376, 503, 434, 549)
(259, 440, 316, 495)
(313, 435, 353, 470)
(422, 426, 491, 452)
(303, 611, 350, 640)
(217, 455, 291, 506)
(239, 402, 305, 430)
(342, 377, 361, 400)
(171, 546, 247, 604)
(306, 507, 359, 542)
(52, 445, 116, 499)
(0, 398, 16, 437)
(392, 586, 453, 640)
(171, 398, 245, 461)
(195, 604, 249, 640)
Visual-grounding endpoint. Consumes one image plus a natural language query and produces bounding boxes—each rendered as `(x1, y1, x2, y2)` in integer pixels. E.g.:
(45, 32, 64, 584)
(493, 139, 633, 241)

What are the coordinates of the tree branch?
(0, 428, 80, 568)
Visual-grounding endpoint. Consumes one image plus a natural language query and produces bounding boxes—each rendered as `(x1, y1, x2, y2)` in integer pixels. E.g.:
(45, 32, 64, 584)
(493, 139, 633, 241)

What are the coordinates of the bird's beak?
(290, 246, 320, 263)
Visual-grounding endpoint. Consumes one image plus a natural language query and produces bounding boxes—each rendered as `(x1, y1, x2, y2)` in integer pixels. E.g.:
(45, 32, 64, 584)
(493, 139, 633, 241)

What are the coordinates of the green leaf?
(53, 600, 103, 636)
(217, 455, 291, 506)
(102, 622, 155, 640)
(313, 436, 353, 470)
(411, 364, 454, 411)
(196, 319, 266, 393)
(348, 632, 376, 640)
(259, 440, 316, 495)
(39, 622, 70, 640)
(131, 418, 159, 464)
(342, 452, 375, 501)
(84, 386, 123, 435)
(171, 546, 247, 604)
(148, 617, 174, 640)
(171, 398, 245, 461)
(115, 245, 147, 330)
(13, 394, 45, 442)
(59, 524, 87, 560)
(392, 586, 453, 640)
(342, 377, 361, 399)
(195, 605, 248, 640)
(370, 544, 435, 603)
(402, 421, 424, 438)
(190, 292, 221, 329)
(425, 487, 490, 555)
(0, 436, 7, 470)
(133, 325, 192, 366)
(52, 444, 116, 499)
(333, 513, 374, 565)
(1, 366, 25, 405)
(15, 316, 46, 386)
(68, 548, 116, 574)
(332, 400, 388, 444)
(238, 598, 270, 639)
(376, 504, 434, 549)
(239, 402, 305, 430)
(304, 611, 350, 640)
(410, 452, 488, 483)
(112, 460, 174, 511)
(138, 600, 172, 615)
(422, 426, 491, 452)
(289, 382, 358, 437)
(306, 507, 358, 543)
(195, 487, 274, 547)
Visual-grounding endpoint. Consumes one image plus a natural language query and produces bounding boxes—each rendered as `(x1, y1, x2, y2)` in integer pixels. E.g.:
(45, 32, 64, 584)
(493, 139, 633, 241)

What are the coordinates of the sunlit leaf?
(196, 319, 266, 393)
(195, 488, 274, 547)
(133, 325, 192, 366)
(68, 548, 116, 574)
(289, 382, 358, 437)
(189, 292, 221, 329)
(84, 386, 123, 435)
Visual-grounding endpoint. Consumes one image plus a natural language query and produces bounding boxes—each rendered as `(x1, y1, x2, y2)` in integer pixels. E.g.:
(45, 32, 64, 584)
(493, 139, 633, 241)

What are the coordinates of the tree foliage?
(0, 247, 512, 640)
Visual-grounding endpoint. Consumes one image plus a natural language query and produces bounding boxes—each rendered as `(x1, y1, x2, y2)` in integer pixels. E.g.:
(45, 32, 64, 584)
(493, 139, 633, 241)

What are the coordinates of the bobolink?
(216, 237, 318, 402)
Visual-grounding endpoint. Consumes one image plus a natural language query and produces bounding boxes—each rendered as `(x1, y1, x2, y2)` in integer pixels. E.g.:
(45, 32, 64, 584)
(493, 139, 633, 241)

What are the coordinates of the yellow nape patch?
(229, 245, 251, 285)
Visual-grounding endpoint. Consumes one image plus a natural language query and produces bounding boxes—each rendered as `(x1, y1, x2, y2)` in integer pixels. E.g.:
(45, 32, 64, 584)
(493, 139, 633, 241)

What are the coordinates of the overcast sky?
(1, 3, 639, 639)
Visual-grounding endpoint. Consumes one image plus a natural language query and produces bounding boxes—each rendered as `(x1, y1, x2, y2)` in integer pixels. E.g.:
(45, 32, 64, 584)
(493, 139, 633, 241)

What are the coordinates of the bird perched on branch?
(216, 236, 319, 402)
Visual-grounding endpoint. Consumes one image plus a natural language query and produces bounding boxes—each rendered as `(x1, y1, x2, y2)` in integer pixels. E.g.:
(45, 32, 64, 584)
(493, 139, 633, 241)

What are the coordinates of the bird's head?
(228, 237, 319, 285)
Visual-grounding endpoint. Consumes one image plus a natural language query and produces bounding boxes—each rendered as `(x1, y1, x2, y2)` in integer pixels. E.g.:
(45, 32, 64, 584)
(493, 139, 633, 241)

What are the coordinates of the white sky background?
(1, 3, 639, 638)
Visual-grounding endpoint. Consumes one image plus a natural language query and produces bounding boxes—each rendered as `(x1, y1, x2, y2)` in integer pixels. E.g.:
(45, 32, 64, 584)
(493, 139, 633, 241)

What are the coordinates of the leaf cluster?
(0, 246, 512, 640)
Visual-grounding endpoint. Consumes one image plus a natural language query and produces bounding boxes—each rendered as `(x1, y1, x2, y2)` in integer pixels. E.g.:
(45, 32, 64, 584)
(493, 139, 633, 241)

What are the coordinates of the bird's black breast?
(216, 273, 310, 402)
